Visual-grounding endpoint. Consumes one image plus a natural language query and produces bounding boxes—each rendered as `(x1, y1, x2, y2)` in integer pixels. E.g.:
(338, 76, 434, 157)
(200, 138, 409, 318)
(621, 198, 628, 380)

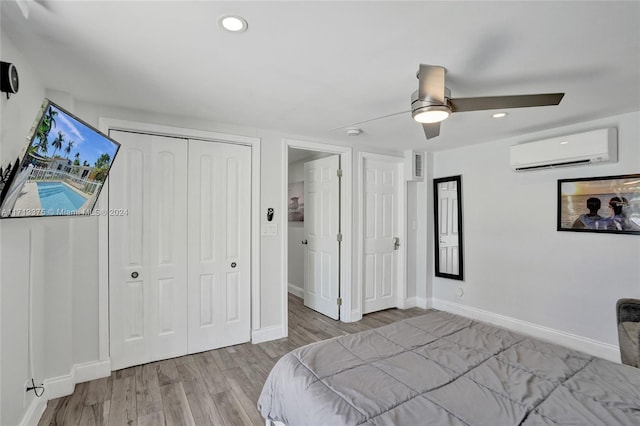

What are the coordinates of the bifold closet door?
(109, 131, 188, 370)
(187, 140, 251, 353)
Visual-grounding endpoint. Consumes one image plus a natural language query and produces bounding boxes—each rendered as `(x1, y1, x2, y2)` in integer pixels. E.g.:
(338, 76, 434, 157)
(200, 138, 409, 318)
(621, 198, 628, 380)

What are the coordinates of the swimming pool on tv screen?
(37, 182, 88, 215)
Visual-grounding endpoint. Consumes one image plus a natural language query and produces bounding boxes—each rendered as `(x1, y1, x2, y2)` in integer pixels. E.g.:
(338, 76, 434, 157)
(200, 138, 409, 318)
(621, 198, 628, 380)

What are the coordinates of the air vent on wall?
(405, 150, 425, 181)
(510, 128, 617, 172)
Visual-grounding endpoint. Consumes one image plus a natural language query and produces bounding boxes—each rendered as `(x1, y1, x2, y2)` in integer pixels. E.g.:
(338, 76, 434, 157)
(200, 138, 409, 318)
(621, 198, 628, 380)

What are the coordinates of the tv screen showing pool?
(0, 99, 120, 218)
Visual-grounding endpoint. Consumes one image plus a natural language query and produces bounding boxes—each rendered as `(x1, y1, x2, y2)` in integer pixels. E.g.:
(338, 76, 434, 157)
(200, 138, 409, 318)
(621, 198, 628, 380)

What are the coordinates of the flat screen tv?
(0, 99, 120, 218)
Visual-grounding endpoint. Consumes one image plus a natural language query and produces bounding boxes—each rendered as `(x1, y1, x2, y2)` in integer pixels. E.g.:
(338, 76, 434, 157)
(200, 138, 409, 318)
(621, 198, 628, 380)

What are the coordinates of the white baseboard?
(432, 298, 620, 362)
(252, 324, 286, 344)
(20, 359, 111, 426)
(43, 359, 112, 400)
(349, 310, 362, 322)
(398, 297, 416, 309)
(20, 398, 47, 426)
(398, 297, 431, 309)
(416, 296, 430, 309)
(287, 283, 304, 299)
(74, 359, 111, 385)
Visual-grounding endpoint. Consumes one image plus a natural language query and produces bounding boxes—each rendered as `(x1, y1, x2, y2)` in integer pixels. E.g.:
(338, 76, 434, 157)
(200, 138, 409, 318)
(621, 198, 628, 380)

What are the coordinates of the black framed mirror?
(433, 175, 464, 280)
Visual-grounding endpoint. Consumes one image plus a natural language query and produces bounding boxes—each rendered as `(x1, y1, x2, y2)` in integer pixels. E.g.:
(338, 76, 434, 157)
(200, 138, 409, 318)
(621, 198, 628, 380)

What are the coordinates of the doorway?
(287, 149, 339, 319)
(282, 140, 353, 330)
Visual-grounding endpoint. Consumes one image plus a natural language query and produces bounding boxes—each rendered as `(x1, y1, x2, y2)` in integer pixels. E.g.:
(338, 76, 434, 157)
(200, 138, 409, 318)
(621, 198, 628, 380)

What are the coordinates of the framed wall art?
(558, 174, 640, 235)
(288, 181, 304, 222)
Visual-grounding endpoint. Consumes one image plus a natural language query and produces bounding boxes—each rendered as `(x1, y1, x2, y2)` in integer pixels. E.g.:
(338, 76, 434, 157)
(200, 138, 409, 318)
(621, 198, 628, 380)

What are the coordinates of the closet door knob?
(231, 262, 237, 268)
(301, 240, 308, 245)
(131, 271, 139, 279)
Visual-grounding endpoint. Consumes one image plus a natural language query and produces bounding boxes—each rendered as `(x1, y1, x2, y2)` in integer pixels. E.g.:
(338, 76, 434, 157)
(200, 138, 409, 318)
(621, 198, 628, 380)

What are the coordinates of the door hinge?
(337, 297, 342, 306)
(337, 233, 342, 242)
(337, 169, 343, 178)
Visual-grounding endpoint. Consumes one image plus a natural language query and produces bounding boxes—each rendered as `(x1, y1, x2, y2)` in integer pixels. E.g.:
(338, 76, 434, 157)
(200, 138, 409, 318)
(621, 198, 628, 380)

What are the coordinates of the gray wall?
(432, 111, 640, 348)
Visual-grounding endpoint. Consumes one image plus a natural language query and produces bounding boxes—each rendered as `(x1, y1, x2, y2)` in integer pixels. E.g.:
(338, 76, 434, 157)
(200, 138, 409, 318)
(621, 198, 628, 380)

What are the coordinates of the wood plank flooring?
(38, 294, 427, 426)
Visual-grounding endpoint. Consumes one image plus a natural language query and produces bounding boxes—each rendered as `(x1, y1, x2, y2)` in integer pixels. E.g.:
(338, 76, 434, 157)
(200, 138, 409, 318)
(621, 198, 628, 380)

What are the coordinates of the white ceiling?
(2, 1, 639, 152)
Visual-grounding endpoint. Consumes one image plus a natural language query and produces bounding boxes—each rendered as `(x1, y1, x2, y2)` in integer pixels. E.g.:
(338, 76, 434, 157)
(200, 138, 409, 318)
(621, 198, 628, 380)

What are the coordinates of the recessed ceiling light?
(219, 15, 248, 33)
(560, 141, 569, 145)
(492, 112, 508, 118)
(346, 128, 363, 136)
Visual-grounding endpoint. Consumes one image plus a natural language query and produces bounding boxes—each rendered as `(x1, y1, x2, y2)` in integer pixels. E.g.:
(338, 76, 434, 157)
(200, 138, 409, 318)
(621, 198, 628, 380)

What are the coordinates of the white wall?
(287, 160, 305, 294)
(432, 112, 640, 359)
(0, 30, 48, 426)
(2, 91, 407, 423)
(406, 178, 428, 305)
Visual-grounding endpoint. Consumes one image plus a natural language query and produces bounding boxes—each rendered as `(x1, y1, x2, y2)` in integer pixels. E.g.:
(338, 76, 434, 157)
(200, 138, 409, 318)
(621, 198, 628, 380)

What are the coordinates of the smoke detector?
(346, 128, 362, 136)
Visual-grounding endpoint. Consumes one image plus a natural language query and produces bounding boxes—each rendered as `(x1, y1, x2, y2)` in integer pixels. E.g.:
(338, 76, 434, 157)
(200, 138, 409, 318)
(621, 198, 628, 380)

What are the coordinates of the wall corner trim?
(432, 298, 620, 362)
(20, 359, 111, 426)
(416, 297, 431, 309)
(19, 398, 47, 426)
(347, 310, 362, 323)
(252, 325, 286, 344)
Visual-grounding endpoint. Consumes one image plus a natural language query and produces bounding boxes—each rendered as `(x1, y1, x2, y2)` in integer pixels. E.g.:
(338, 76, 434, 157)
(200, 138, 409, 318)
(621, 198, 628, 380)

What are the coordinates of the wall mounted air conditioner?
(510, 128, 617, 172)
(405, 150, 425, 181)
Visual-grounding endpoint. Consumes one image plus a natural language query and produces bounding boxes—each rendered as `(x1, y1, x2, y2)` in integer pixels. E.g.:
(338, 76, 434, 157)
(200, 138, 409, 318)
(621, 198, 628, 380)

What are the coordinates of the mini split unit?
(510, 128, 617, 172)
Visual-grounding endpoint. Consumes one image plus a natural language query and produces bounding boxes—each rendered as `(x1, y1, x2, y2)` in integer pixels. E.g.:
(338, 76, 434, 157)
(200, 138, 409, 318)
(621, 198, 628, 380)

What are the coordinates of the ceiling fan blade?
(327, 110, 409, 131)
(418, 65, 446, 103)
(449, 93, 564, 112)
(422, 122, 441, 140)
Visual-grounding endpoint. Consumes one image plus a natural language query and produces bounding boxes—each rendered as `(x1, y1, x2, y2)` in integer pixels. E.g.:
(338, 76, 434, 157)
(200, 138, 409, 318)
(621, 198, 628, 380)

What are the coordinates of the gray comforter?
(258, 310, 640, 425)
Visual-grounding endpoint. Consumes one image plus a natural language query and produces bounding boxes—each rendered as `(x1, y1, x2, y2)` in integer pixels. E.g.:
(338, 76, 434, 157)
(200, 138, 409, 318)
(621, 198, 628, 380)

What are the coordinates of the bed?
(258, 310, 640, 425)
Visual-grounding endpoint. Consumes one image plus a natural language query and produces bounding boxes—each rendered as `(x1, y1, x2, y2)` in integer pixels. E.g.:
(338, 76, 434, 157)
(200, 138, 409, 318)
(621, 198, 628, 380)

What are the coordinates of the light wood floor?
(38, 294, 427, 426)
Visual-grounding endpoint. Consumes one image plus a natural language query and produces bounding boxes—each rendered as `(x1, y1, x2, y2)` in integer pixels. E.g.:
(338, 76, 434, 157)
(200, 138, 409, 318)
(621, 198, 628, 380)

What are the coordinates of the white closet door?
(303, 155, 340, 320)
(363, 157, 400, 314)
(109, 131, 188, 370)
(187, 140, 251, 353)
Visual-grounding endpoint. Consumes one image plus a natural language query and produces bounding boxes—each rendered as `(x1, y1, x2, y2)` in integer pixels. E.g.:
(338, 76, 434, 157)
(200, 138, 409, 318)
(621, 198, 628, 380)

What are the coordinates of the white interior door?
(437, 180, 460, 275)
(303, 155, 340, 320)
(363, 157, 401, 314)
(109, 131, 188, 370)
(187, 140, 251, 353)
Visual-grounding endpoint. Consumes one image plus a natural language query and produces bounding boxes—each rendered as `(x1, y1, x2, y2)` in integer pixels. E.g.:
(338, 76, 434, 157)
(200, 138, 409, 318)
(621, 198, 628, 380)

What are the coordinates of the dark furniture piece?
(617, 298, 640, 368)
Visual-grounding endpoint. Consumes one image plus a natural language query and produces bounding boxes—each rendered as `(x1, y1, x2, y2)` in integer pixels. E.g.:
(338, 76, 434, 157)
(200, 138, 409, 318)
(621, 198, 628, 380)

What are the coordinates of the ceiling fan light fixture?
(412, 106, 451, 124)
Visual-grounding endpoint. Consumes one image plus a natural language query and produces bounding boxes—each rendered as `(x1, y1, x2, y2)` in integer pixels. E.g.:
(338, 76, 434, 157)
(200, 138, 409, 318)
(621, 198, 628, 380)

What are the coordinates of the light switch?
(262, 223, 278, 236)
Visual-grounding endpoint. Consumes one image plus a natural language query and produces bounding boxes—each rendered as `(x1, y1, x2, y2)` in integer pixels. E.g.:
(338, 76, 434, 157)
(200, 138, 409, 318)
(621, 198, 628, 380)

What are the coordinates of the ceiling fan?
(333, 64, 564, 140)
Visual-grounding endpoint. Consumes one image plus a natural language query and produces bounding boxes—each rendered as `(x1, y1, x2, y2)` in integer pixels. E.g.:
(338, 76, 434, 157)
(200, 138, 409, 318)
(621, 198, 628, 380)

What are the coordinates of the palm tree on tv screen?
(64, 140, 74, 159)
(45, 107, 58, 130)
(36, 137, 48, 155)
(51, 131, 64, 158)
(34, 106, 58, 156)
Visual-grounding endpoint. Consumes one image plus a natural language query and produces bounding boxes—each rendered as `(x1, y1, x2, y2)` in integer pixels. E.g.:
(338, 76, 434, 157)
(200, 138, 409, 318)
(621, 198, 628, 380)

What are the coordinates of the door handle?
(231, 262, 237, 268)
(301, 239, 308, 245)
(131, 271, 139, 279)
(393, 237, 400, 250)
